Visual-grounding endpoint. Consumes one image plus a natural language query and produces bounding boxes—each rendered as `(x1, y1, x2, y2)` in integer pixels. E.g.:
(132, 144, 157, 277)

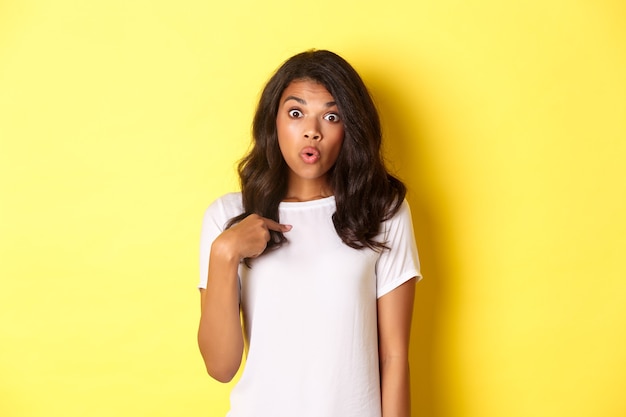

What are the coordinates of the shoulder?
(386, 198, 412, 224)
(208, 192, 243, 210)
(212, 192, 243, 211)
(398, 199, 411, 215)
(203, 192, 244, 226)
(379, 199, 415, 239)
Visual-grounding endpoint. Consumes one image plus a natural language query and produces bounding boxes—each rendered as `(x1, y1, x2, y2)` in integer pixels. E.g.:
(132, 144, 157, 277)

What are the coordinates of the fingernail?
(283, 224, 292, 231)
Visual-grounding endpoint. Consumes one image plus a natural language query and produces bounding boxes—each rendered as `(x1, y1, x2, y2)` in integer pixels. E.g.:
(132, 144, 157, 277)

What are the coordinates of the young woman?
(198, 50, 421, 417)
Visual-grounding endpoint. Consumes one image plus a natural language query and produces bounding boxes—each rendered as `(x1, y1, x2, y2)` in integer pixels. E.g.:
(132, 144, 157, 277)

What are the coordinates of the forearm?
(377, 278, 416, 417)
(380, 355, 411, 417)
(197, 214, 290, 382)
(197, 247, 244, 383)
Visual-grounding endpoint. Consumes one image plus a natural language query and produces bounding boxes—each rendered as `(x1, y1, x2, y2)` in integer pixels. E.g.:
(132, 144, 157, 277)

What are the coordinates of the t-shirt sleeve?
(198, 196, 232, 289)
(375, 199, 422, 298)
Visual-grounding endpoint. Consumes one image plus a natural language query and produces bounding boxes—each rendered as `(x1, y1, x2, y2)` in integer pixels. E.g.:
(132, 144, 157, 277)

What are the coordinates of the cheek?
(327, 129, 345, 162)
(276, 117, 298, 141)
(322, 121, 343, 139)
(331, 126, 345, 149)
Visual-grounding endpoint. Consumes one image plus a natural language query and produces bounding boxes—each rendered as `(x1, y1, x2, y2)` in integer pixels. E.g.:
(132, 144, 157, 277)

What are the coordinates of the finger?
(262, 218, 292, 233)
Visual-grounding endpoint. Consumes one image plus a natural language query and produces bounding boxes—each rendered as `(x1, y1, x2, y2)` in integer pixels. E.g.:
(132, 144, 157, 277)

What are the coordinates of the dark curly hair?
(228, 49, 406, 256)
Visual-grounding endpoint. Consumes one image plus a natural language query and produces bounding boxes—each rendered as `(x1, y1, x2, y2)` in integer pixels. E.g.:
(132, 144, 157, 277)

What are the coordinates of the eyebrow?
(283, 95, 337, 108)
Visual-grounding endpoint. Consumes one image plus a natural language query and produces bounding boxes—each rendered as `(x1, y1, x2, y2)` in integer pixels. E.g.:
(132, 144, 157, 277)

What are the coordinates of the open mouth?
(300, 147, 320, 164)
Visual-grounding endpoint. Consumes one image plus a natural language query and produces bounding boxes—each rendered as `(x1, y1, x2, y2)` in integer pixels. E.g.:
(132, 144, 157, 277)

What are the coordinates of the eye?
(288, 109, 303, 118)
(324, 112, 341, 123)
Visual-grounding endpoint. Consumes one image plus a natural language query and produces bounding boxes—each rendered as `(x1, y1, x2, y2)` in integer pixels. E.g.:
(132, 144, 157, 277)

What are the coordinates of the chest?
(238, 210, 379, 316)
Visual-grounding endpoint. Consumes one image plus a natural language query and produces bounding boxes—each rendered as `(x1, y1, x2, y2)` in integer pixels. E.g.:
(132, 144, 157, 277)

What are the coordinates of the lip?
(300, 146, 320, 164)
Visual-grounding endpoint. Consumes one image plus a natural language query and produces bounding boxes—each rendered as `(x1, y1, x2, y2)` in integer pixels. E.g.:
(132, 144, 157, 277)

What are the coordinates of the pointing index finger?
(263, 218, 292, 233)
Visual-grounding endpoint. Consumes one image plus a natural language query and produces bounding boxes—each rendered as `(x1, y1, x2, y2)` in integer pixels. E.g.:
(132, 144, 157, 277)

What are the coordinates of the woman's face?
(276, 79, 345, 198)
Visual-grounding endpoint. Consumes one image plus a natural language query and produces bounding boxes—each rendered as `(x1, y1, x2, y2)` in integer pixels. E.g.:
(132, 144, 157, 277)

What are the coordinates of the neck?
(283, 177, 332, 202)
(282, 193, 332, 202)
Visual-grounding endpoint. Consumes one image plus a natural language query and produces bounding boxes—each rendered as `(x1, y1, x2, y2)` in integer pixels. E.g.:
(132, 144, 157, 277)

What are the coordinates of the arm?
(378, 277, 416, 417)
(197, 214, 291, 382)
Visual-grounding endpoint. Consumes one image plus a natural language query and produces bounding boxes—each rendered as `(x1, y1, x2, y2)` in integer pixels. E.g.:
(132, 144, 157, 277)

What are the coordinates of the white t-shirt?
(198, 193, 421, 417)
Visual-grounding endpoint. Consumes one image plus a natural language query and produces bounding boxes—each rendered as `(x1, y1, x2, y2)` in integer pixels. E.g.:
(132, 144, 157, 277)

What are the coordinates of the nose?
(303, 119, 322, 141)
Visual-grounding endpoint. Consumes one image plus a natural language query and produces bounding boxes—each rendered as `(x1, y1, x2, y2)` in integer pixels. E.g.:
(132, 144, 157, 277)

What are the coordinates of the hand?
(212, 214, 292, 261)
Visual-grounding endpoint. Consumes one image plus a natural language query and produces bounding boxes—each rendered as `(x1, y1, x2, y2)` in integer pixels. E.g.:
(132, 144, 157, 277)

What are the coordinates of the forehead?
(279, 79, 335, 103)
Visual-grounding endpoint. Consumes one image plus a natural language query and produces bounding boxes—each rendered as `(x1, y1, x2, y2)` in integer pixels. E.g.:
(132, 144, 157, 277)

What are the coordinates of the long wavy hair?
(228, 49, 406, 256)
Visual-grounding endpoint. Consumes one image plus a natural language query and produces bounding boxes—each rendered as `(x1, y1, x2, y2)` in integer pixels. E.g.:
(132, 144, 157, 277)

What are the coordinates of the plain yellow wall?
(1, 0, 625, 416)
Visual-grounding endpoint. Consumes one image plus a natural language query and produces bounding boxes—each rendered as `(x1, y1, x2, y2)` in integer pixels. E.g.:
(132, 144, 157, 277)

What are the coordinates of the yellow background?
(1, 0, 625, 416)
